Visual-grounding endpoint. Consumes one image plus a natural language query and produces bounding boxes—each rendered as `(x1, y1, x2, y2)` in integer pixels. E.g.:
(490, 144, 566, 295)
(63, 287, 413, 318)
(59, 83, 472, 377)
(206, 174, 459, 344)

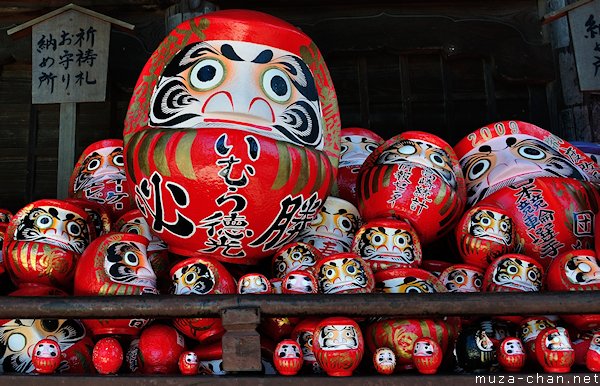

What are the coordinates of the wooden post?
(221, 307, 262, 372)
(57, 102, 76, 198)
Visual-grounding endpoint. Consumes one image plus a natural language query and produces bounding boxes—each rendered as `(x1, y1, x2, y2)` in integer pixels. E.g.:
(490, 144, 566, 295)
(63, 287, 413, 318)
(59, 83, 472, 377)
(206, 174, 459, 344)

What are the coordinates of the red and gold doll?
(498, 337, 527, 372)
(273, 339, 303, 376)
(31, 338, 61, 374)
(412, 337, 443, 375)
(535, 327, 574, 373)
(123, 10, 341, 265)
(312, 316, 364, 377)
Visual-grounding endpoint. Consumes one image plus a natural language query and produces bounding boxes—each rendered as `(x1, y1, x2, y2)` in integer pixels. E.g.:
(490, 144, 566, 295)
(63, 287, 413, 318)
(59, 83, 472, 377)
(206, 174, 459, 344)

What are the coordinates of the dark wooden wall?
(0, 0, 559, 212)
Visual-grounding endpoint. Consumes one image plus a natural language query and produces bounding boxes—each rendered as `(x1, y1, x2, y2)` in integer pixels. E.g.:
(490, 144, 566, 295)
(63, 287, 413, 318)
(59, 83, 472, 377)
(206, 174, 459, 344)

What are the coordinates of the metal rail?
(0, 291, 598, 318)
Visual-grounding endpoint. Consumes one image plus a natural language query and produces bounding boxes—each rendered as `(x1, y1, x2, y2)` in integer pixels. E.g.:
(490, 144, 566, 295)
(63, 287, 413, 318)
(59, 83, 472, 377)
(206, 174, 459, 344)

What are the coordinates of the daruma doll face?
(123, 10, 341, 265)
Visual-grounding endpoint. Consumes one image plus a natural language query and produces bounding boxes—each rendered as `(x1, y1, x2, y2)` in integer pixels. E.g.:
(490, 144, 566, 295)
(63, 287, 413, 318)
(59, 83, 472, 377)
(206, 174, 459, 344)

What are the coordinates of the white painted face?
(277, 343, 301, 359)
(284, 273, 316, 293)
(184, 352, 198, 365)
(376, 276, 437, 294)
(296, 196, 360, 256)
(317, 257, 369, 293)
(564, 255, 600, 285)
(491, 257, 542, 292)
(502, 338, 525, 355)
(545, 328, 572, 352)
(318, 324, 359, 351)
(519, 319, 554, 343)
(104, 239, 157, 288)
(14, 205, 91, 254)
(590, 333, 600, 354)
(149, 40, 324, 150)
(377, 138, 458, 190)
(441, 268, 483, 293)
(171, 262, 215, 295)
(73, 145, 125, 193)
(339, 134, 381, 167)
(238, 274, 270, 294)
(118, 215, 167, 251)
(34, 340, 59, 359)
(413, 341, 434, 357)
(374, 347, 395, 365)
(476, 331, 494, 352)
(354, 226, 419, 265)
(467, 208, 513, 246)
(460, 134, 587, 205)
(272, 243, 318, 278)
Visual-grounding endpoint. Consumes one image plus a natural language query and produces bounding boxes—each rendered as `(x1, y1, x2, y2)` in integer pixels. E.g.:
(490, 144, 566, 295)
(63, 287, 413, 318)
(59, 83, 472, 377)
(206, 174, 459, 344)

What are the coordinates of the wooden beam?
(56, 102, 76, 199)
(541, 0, 593, 25)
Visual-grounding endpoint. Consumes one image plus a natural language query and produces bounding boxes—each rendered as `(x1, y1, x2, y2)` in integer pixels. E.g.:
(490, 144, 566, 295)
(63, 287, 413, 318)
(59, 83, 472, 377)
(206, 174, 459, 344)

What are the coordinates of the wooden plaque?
(31, 9, 109, 104)
(568, 0, 600, 91)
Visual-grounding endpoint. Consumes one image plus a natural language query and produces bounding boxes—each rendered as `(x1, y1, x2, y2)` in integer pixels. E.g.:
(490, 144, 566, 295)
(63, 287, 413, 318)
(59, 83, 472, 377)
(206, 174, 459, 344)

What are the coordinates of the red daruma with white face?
(357, 131, 466, 245)
(123, 10, 341, 265)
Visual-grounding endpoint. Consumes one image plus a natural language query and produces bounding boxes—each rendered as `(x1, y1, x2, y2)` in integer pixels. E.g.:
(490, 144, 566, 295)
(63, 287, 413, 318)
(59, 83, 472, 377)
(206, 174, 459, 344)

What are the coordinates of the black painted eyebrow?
(220, 44, 244, 61)
(252, 49, 274, 64)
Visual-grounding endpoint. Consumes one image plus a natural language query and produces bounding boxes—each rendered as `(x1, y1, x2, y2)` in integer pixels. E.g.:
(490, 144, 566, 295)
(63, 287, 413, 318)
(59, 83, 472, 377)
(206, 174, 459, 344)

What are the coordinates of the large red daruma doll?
(357, 131, 466, 245)
(124, 10, 340, 265)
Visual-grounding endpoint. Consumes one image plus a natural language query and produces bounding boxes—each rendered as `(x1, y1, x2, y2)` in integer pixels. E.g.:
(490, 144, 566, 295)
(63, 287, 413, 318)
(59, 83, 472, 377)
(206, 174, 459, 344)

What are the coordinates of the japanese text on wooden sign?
(569, 0, 600, 91)
(32, 9, 109, 104)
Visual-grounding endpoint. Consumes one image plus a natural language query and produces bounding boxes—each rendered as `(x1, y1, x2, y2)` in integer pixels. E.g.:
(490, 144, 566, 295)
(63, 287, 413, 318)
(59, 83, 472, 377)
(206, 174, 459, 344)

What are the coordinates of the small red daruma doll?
(535, 327, 575, 373)
(178, 351, 199, 375)
(498, 337, 527, 372)
(586, 332, 600, 372)
(271, 241, 322, 279)
(455, 205, 516, 269)
(313, 316, 364, 377)
(69, 139, 134, 221)
(282, 270, 318, 294)
(238, 273, 272, 294)
(32, 338, 61, 374)
(373, 347, 396, 375)
(438, 264, 484, 292)
(273, 339, 303, 376)
(412, 337, 443, 375)
(314, 253, 375, 294)
(138, 324, 185, 374)
(93, 337, 123, 375)
(352, 218, 422, 272)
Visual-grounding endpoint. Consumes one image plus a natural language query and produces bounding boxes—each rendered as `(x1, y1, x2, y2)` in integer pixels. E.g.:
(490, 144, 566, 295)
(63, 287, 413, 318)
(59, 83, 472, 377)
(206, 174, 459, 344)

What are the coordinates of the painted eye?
(371, 233, 385, 246)
(112, 154, 124, 167)
(467, 159, 491, 181)
(337, 216, 353, 232)
(500, 220, 510, 232)
(189, 58, 225, 91)
(184, 271, 197, 285)
(527, 269, 539, 282)
(124, 224, 143, 235)
(262, 68, 292, 103)
(87, 158, 101, 171)
(35, 214, 54, 229)
(340, 144, 348, 155)
(67, 221, 82, 237)
(538, 323, 547, 329)
(480, 216, 491, 226)
(507, 264, 519, 274)
(345, 263, 357, 275)
(429, 152, 447, 167)
(405, 286, 423, 293)
(124, 251, 139, 266)
(397, 144, 416, 155)
(365, 142, 378, 153)
(454, 274, 465, 284)
(395, 234, 409, 246)
(325, 268, 336, 279)
(243, 279, 250, 287)
(518, 145, 546, 160)
(41, 319, 59, 333)
(7, 333, 26, 352)
(578, 262, 592, 273)
(291, 252, 303, 261)
(473, 276, 483, 288)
